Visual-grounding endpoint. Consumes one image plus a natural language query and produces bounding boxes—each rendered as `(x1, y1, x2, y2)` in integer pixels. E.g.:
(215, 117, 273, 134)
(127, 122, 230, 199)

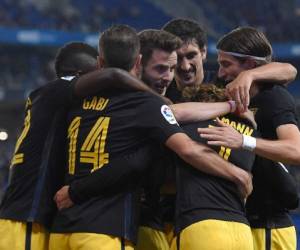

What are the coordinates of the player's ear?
(97, 52, 105, 69)
(133, 54, 142, 76)
(200, 45, 207, 61)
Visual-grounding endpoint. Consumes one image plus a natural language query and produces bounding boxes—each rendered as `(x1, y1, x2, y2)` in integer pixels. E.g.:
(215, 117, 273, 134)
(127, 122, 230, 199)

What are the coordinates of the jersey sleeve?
(262, 86, 298, 128)
(135, 94, 184, 143)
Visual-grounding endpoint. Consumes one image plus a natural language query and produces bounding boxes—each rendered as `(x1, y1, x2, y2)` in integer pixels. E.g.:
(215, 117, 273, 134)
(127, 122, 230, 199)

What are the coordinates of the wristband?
(242, 134, 256, 151)
(227, 100, 236, 113)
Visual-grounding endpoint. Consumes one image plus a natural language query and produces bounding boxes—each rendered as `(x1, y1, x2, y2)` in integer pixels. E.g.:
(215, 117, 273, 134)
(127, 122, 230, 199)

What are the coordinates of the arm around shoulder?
(165, 132, 252, 198)
(74, 68, 155, 97)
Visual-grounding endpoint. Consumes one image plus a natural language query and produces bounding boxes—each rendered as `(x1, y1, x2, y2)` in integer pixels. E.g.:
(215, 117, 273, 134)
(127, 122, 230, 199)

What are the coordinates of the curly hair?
(181, 84, 227, 103)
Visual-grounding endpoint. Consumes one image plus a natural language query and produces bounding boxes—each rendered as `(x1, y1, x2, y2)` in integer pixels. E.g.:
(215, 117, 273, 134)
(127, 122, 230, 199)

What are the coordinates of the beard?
(142, 70, 169, 95)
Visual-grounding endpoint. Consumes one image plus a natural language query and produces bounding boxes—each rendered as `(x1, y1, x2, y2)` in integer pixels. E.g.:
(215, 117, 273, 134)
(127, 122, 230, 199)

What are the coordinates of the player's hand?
(238, 109, 257, 128)
(54, 185, 74, 210)
(198, 118, 243, 149)
(225, 71, 252, 113)
(232, 167, 253, 199)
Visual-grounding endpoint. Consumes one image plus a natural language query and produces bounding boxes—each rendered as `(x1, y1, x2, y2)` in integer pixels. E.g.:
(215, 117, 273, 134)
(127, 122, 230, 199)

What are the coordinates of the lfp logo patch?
(161, 105, 178, 125)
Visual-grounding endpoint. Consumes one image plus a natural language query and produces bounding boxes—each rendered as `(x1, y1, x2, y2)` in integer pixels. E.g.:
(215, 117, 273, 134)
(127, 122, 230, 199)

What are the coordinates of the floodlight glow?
(0, 131, 8, 141)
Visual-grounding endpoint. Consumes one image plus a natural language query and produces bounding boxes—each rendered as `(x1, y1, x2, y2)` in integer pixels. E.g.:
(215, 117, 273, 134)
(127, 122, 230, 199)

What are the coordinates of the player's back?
(175, 114, 257, 233)
(52, 90, 182, 243)
(0, 78, 74, 227)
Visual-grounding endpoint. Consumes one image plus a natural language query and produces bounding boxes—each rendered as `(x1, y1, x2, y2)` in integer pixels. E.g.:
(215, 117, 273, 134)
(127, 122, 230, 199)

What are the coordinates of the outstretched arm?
(198, 120, 300, 165)
(171, 101, 235, 123)
(226, 62, 297, 112)
(165, 132, 252, 198)
(54, 144, 158, 209)
(55, 131, 252, 210)
(74, 68, 157, 97)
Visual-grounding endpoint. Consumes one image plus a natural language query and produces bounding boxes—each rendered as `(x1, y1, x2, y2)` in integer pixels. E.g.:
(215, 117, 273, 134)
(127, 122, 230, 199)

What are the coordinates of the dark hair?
(99, 24, 140, 71)
(138, 29, 182, 66)
(162, 18, 207, 49)
(55, 42, 98, 77)
(182, 84, 227, 102)
(217, 27, 273, 65)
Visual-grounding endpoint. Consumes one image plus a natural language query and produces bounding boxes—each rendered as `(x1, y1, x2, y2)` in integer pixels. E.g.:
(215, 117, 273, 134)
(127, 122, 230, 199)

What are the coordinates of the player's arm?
(170, 101, 235, 123)
(55, 144, 157, 209)
(74, 68, 157, 97)
(147, 99, 252, 196)
(55, 133, 252, 210)
(226, 62, 297, 111)
(253, 124, 300, 164)
(198, 120, 300, 165)
(165, 132, 252, 198)
(55, 97, 251, 209)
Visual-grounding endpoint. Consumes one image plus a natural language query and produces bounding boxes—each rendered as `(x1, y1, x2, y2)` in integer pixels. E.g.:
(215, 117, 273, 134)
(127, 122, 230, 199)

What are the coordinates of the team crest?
(161, 105, 178, 125)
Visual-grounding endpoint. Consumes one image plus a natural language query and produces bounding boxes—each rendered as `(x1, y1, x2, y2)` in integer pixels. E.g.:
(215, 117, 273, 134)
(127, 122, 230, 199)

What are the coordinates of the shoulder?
(255, 84, 295, 108)
(30, 78, 74, 107)
(30, 79, 71, 95)
(125, 91, 165, 104)
(261, 84, 293, 100)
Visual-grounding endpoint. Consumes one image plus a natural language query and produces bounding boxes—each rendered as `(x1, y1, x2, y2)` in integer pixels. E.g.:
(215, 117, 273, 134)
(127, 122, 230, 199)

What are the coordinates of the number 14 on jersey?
(68, 116, 110, 174)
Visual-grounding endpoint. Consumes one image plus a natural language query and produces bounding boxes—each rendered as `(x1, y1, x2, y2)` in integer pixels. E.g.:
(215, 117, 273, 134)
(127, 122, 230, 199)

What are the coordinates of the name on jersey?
(219, 117, 254, 136)
(82, 96, 109, 111)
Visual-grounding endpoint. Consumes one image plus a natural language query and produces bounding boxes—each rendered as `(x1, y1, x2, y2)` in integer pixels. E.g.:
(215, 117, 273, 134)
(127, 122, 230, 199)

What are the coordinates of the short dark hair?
(55, 42, 98, 77)
(138, 29, 182, 66)
(217, 27, 273, 65)
(99, 24, 140, 71)
(162, 18, 207, 49)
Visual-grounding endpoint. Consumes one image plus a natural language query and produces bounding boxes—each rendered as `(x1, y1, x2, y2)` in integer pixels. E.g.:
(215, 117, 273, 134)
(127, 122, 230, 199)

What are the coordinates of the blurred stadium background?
(0, 0, 299, 243)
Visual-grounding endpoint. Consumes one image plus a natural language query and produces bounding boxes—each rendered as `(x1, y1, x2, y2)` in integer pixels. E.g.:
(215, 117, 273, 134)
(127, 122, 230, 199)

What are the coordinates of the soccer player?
(49, 24, 252, 250)
(174, 84, 258, 250)
(0, 42, 99, 250)
(0, 41, 158, 250)
(198, 27, 300, 250)
(137, 29, 239, 250)
(136, 28, 182, 250)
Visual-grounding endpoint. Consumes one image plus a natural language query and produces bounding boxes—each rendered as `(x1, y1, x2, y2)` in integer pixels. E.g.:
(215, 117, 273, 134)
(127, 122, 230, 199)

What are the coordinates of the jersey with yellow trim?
(246, 84, 299, 228)
(0, 78, 75, 228)
(175, 114, 258, 234)
(51, 90, 183, 243)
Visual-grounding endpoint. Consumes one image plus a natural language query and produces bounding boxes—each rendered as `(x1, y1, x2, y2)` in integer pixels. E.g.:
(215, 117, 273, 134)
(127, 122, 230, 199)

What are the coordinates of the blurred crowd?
(0, 0, 299, 41)
(197, 0, 300, 42)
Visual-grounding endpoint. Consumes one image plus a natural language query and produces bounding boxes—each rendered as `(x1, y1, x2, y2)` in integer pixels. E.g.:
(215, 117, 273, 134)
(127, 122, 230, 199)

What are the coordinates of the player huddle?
(0, 18, 299, 250)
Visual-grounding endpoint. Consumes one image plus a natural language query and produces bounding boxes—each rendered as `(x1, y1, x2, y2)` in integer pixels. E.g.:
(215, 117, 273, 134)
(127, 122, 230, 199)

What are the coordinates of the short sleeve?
(136, 94, 184, 143)
(261, 86, 297, 129)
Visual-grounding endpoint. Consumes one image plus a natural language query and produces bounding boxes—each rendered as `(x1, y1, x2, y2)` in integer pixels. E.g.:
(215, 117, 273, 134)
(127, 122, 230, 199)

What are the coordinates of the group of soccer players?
(0, 17, 300, 250)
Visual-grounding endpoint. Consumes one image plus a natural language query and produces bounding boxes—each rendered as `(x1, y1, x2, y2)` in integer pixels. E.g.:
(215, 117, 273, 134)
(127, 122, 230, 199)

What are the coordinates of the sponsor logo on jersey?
(161, 105, 178, 125)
